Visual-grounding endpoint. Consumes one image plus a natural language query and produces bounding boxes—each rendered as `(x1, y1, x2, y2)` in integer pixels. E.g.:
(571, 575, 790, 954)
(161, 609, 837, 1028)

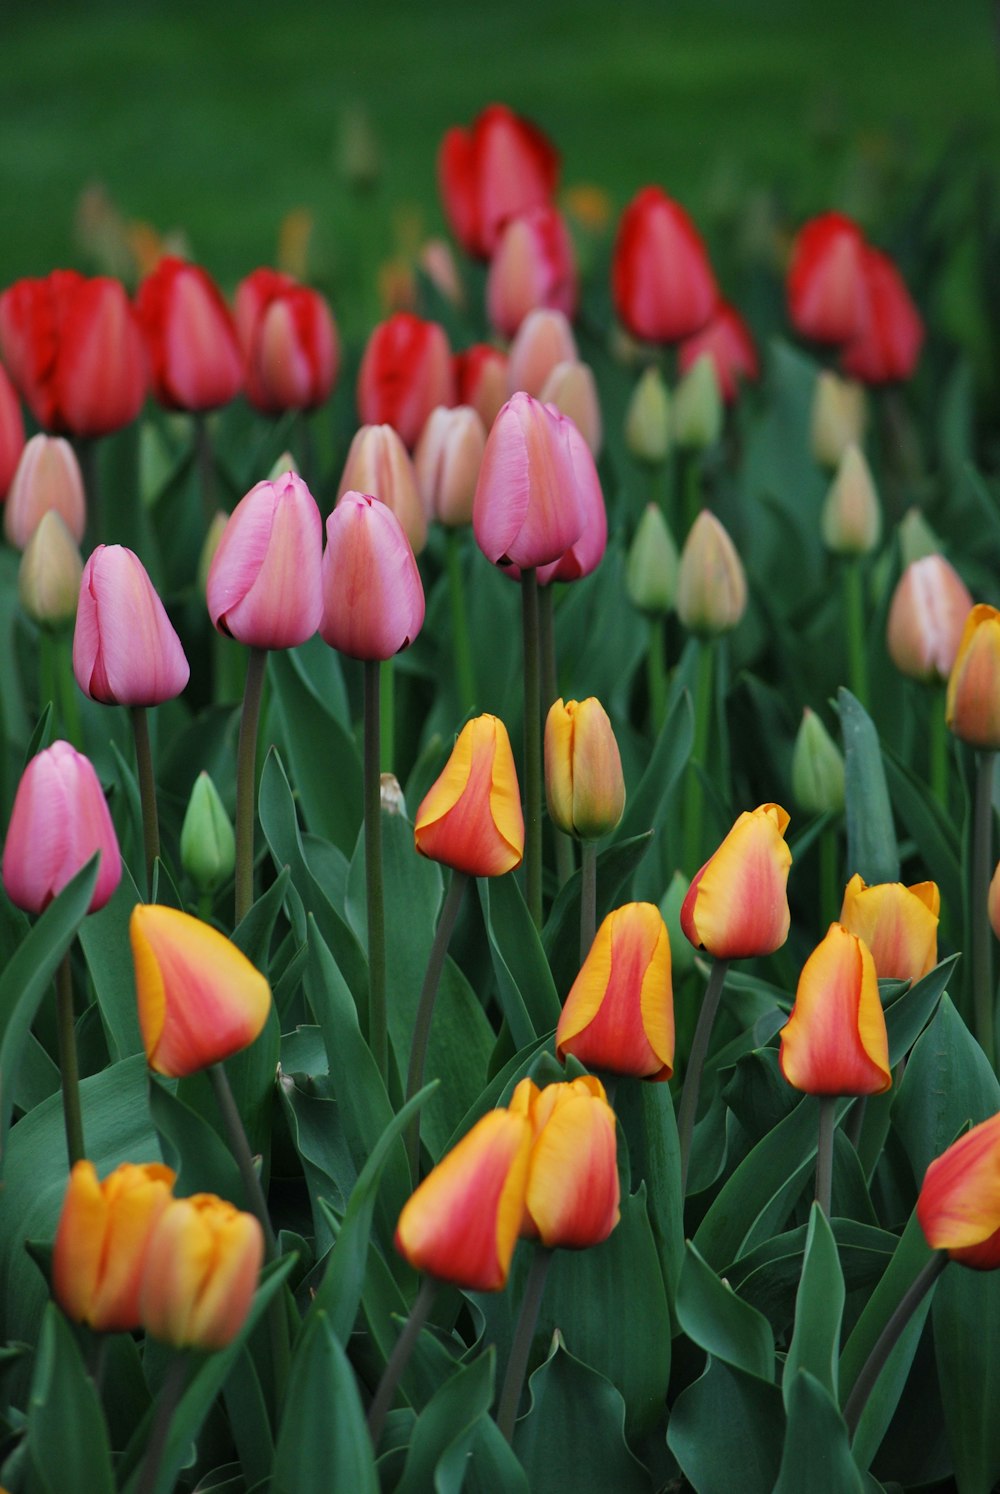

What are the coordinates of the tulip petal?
(525, 1092, 620, 1249)
(414, 715, 523, 876)
(779, 923, 891, 1096)
(917, 1112, 1000, 1260)
(839, 873, 940, 982)
(682, 804, 791, 960)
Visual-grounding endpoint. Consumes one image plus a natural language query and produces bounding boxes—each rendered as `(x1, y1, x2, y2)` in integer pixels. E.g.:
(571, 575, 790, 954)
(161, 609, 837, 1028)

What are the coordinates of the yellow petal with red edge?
(681, 804, 792, 959)
(53, 1161, 107, 1324)
(779, 923, 890, 1096)
(524, 1091, 620, 1249)
(544, 699, 575, 833)
(839, 873, 940, 981)
(186, 1206, 264, 1350)
(945, 603, 1000, 748)
(414, 715, 523, 876)
(917, 1112, 1000, 1257)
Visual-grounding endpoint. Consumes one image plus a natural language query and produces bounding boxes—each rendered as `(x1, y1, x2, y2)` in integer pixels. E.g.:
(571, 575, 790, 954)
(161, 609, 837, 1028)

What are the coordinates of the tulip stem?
(405, 870, 468, 1184)
(521, 569, 544, 929)
(677, 957, 730, 1195)
(130, 706, 160, 898)
(208, 1062, 279, 1257)
(194, 414, 216, 534)
(682, 639, 714, 875)
(364, 658, 389, 1084)
(930, 688, 949, 810)
(77, 437, 102, 550)
(235, 646, 268, 926)
(580, 842, 598, 963)
(815, 1096, 837, 1217)
(57, 633, 84, 748)
(137, 1352, 189, 1494)
(843, 560, 868, 708)
(972, 750, 996, 1066)
(648, 617, 668, 736)
(843, 1251, 948, 1440)
(55, 952, 84, 1167)
(380, 658, 395, 774)
(539, 585, 575, 889)
(367, 1275, 438, 1448)
(497, 1246, 553, 1442)
(445, 529, 477, 715)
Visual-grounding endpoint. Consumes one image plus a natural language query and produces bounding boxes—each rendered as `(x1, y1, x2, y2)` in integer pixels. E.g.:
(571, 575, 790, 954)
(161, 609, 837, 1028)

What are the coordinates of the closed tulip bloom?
(672, 354, 724, 450)
(53, 1160, 176, 1332)
(395, 1108, 533, 1290)
(73, 545, 190, 706)
(545, 697, 625, 840)
(839, 873, 940, 983)
(624, 367, 671, 466)
(841, 246, 923, 385)
(821, 444, 881, 556)
(612, 187, 718, 344)
(18, 511, 84, 629)
(509, 1077, 620, 1249)
(537, 409, 606, 583)
(538, 360, 602, 457)
(3, 740, 121, 914)
(681, 803, 792, 960)
(454, 344, 508, 428)
(787, 213, 867, 345)
(506, 308, 578, 398)
(0, 361, 25, 499)
(130, 904, 272, 1076)
(887, 556, 972, 684)
(136, 257, 243, 412)
(946, 604, 1000, 749)
(414, 714, 523, 876)
(791, 708, 845, 816)
(811, 371, 868, 470)
(487, 204, 577, 338)
(626, 505, 679, 616)
(180, 772, 235, 896)
(678, 302, 759, 404)
(320, 492, 425, 661)
(234, 268, 340, 415)
(357, 313, 454, 449)
(779, 922, 891, 1096)
(141, 1193, 264, 1349)
(438, 104, 560, 261)
(413, 405, 486, 527)
(336, 423, 427, 554)
(556, 902, 674, 1080)
(676, 510, 747, 637)
(4, 433, 86, 550)
(473, 392, 585, 570)
(0, 270, 147, 437)
(917, 1111, 1000, 1269)
(206, 472, 323, 648)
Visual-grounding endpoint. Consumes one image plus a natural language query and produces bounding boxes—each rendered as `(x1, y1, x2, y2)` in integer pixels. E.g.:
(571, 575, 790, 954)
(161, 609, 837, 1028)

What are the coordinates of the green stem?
(683, 639, 714, 874)
(380, 657, 395, 775)
(496, 1247, 554, 1442)
(820, 824, 840, 925)
(539, 584, 575, 888)
(521, 569, 543, 929)
(235, 646, 268, 926)
(445, 528, 476, 714)
(843, 1252, 948, 1439)
(194, 414, 216, 535)
(929, 687, 949, 811)
(682, 450, 702, 536)
(815, 1096, 837, 1217)
(368, 1276, 438, 1447)
(972, 750, 996, 1066)
(647, 616, 668, 736)
(136, 1353, 189, 1494)
(57, 632, 83, 747)
(39, 631, 58, 719)
(580, 841, 598, 964)
(843, 560, 868, 708)
(208, 1062, 278, 1259)
(677, 958, 730, 1195)
(77, 437, 102, 550)
(405, 871, 467, 1184)
(365, 659, 388, 1083)
(130, 706, 160, 898)
(56, 952, 84, 1167)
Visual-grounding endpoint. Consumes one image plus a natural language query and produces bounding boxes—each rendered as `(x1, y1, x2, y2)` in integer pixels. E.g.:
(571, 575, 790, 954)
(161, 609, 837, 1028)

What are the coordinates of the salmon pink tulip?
(473, 391, 585, 570)
(438, 104, 560, 261)
(73, 545, 190, 706)
(320, 492, 425, 661)
(3, 740, 121, 914)
(681, 803, 792, 960)
(414, 714, 523, 876)
(234, 267, 340, 414)
(486, 204, 577, 338)
(336, 423, 426, 554)
(779, 922, 891, 1096)
(413, 405, 486, 527)
(4, 433, 86, 550)
(506, 308, 578, 398)
(887, 556, 972, 684)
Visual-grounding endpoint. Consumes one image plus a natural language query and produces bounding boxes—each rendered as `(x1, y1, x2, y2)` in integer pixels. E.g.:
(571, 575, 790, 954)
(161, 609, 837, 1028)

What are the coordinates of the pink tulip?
(542, 410, 607, 582)
(234, 268, 340, 415)
(4, 434, 86, 550)
(320, 492, 425, 660)
(506, 309, 578, 398)
(473, 392, 585, 570)
(207, 472, 323, 648)
(413, 405, 486, 526)
(73, 546, 190, 706)
(336, 423, 427, 554)
(3, 740, 121, 914)
(486, 204, 577, 338)
(538, 360, 602, 457)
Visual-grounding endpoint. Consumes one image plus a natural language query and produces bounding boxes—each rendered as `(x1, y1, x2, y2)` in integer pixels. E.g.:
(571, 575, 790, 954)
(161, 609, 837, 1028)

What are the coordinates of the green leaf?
(893, 993, 1000, 1180)
(616, 684, 694, 843)
(222, 1349, 274, 1491)
(774, 1371, 865, 1494)
(269, 647, 363, 854)
(727, 1220, 897, 1336)
(232, 864, 291, 969)
(77, 865, 143, 1061)
(271, 1310, 377, 1494)
(24, 1305, 115, 1494)
(395, 1349, 495, 1494)
(463, 1417, 530, 1494)
(884, 953, 959, 1067)
(676, 1241, 774, 1381)
(667, 1356, 785, 1494)
(147, 1074, 243, 1201)
(839, 688, 899, 885)
(783, 1203, 844, 1408)
(478, 876, 560, 1049)
(542, 832, 653, 997)
(612, 1079, 684, 1311)
(883, 747, 961, 919)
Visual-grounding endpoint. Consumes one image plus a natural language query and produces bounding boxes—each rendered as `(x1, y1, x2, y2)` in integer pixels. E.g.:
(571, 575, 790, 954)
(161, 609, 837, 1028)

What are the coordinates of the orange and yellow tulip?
(544, 697, 625, 841)
(779, 922, 891, 1097)
(414, 715, 524, 877)
(945, 603, 1000, 749)
(680, 803, 792, 960)
(141, 1193, 264, 1349)
(509, 1076, 620, 1249)
(917, 1111, 1000, 1269)
(839, 873, 939, 982)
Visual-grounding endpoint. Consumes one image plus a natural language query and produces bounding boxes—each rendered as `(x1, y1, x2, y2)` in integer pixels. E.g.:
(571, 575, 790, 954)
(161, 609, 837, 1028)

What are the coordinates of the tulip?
(556, 902, 674, 1080)
(839, 873, 940, 983)
(3, 740, 121, 914)
(0, 270, 147, 437)
(180, 772, 236, 896)
(356, 313, 454, 449)
(624, 366, 671, 465)
(414, 714, 524, 876)
(4, 433, 86, 550)
(506, 308, 578, 398)
(206, 472, 323, 649)
(18, 511, 83, 629)
(509, 1076, 620, 1248)
(945, 604, 1000, 749)
(538, 360, 602, 457)
(536, 410, 606, 583)
(394, 1108, 532, 1289)
(779, 922, 891, 1096)
(626, 504, 679, 616)
(916, 1111, 1000, 1269)
(234, 267, 340, 414)
(611, 186, 718, 344)
(319, 493, 425, 661)
(887, 555, 972, 684)
(129, 904, 272, 1076)
(73, 545, 190, 707)
(419, 237, 464, 307)
(438, 104, 560, 261)
(681, 803, 792, 960)
(453, 343, 508, 428)
(787, 213, 867, 345)
(141, 1192, 264, 1349)
(791, 708, 845, 816)
(0, 361, 25, 499)
(811, 371, 867, 470)
(135, 257, 243, 412)
(336, 423, 427, 554)
(53, 1160, 176, 1332)
(841, 246, 923, 385)
(821, 443, 881, 557)
(545, 697, 625, 840)
(486, 204, 577, 338)
(672, 354, 724, 451)
(676, 510, 747, 637)
(413, 405, 486, 527)
(473, 391, 585, 570)
(677, 302, 759, 404)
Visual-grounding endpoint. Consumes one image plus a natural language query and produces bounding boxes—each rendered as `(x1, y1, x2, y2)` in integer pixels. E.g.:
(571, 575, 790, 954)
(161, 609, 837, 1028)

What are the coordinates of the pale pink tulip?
(73, 545, 190, 705)
(336, 423, 427, 554)
(4, 434, 85, 550)
(414, 405, 486, 526)
(887, 555, 973, 684)
(473, 392, 585, 570)
(320, 492, 425, 660)
(506, 308, 578, 398)
(207, 472, 323, 648)
(487, 205, 577, 338)
(3, 740, 121, 913)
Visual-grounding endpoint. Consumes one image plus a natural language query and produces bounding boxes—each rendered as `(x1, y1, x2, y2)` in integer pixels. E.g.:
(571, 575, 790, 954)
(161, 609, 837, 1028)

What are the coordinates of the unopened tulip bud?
(779, 922, 890, 1096)
(538, 411, 607, 584)
(678, 302, 759, 405)
(413, 405, 486, 527)
(887, 555, 972, 685)
(337, 423, 426, 554)
(74, 546, 190, 707)
(811, 371, 867, 469)
(840, 873, 940, 982)
(141, 1193, 264, 1349)
(898, 508, 940, 568)
(545, 697, 625, 840)
(611, 187, 718, 344)
(267, 450, 299, 481)
(787, 213, 867, 345)
(672, 354, 723, 451)
(917, 1111, 1000, 1269)
(538, 360, 602, 457)
(682, 803, 792, 959)
(320, 493, 425, 661)
(486, 204, 577, 339)
(624, 366, 671, 465)
(659, 870, 695, 977)
(791, 708, 845, 815)
(946, 604, 1000, 749)
(0, 361, 25, 501)
(821, 444, 881, 556)
(438, 104, 559, 261)
(473, 391, 585, 570)
(136, 258, 243, 413)
(207, 472, 323, 649)
(624, 508, 676, 623)
(506, 308, 578, 398)
(509, 1077, 620, 1249)
(181, 772, 235, 895)
(420, 238, 464, 308)
(454, 344, 508, 429)
(18, 511, 83, 629)
(356, 313, 454, 449)
(414, 714, 523, 876)
(4, 434, 86, 550)
(676, 510, 747, 637)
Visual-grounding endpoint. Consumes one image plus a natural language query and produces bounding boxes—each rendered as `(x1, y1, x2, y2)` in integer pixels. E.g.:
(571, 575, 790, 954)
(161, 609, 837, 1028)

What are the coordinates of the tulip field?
(4, 19, 1000, 1489)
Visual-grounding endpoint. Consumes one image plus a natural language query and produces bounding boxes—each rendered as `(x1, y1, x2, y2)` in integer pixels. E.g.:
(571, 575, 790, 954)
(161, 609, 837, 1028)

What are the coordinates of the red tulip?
(681, 803, 792, 960)
(234, 268, 339, 414)
(678, 302, 759, 404)
(438, 104, 560, 261)
(486, 204, 577, 338)
(356, 313, 454, 449)
(0, 270, 147, 437)
(0, 361, 25, 499)
(73, 545, 190, 706)
(320, 492, 425, 660)
(136, 257, 243, 412)
(840, 246, 923, 385)
(473, 391, 585, 570)
(787, 213, 867, 345)
(454, 343, 508, 428)
(611, 187, 718, 344)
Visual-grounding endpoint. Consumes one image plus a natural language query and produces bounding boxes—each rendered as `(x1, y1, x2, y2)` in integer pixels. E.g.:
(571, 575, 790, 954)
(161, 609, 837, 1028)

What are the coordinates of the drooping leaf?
(271, 1310, 378, 1494)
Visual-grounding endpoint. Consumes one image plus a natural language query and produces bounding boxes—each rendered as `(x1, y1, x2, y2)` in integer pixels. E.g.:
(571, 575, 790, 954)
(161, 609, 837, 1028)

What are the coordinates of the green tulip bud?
(180, 772, 236, 894)
(626, 504, 679, 617)
(672, 354, 723, 452)
(624, 366, 671, 465)
(18, 511, 83, 630)
(791, 708, 845, 815)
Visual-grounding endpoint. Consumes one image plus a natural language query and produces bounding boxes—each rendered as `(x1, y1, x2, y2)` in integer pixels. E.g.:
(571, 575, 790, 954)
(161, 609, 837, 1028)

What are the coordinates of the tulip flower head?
(676, 510, 747, 637)
(887, 556, 973, 685)
(486, 204, 578, 338)
(454, 343, 508, 428)
(556, 902, 674, 1080)
(18, 510, 83, 629)
(438, 104, 560, 261)
(136, 257, 243, 413)
(180, 772, 236, 896)
(356, 313, 454, 449)
(611, 186, 718, 344)
(73, 545, 190, 707)
(4, 433, 86, 551)
(234, 267, 340, 414)
(791, 708, 845, 816)
(473, 391, 585, 570)
(538, 360, 602, 458)
(414, 714, 524, 877)
(141, 1192, 264, 1349)
(53, 1160, 176, 1332)
(336, 423, 427, 554)
(672, 354, 724, 451)
(917, 1111, 1000, 1269)
(0, 360, 25, 499)
(536, 409, 607, 584)
(509, 1076, 620, 1249)
(624, 365, 671, 466)
(506, 308, 578, 399)
(779, 922, 891, 1096)
(839, 873, 940, 983)
(811, 371, 867, 470)
(545, 697, 625, 840)
(130, 904, 272, 1076)
(787, 213, 867, 346)
(821, 444, 881, 556)
(625, 504, 679, 616)
(840, 246, 923, 386)
(413, 405, 486, 527)
(681, 803, 792, 960)
(320, 492, 425, 661)
(945, 603, 1000, 749)
(3, 740, 121, 915)
(677, 302, 759, 405)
